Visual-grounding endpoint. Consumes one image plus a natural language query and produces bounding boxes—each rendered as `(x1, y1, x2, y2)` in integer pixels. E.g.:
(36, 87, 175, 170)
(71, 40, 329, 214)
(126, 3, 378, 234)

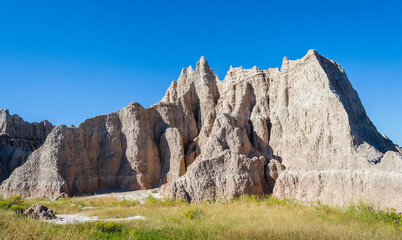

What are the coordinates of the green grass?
(0, 194, 400, 240)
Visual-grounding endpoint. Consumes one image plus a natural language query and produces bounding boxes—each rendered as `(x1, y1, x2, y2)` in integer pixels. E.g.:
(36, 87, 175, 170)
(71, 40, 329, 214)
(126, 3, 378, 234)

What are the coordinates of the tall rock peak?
(0, 109, 9, 123)
(187, 65, 194, 72)
(196, 56, 213, 74)
(306, 49, 317, 56)
(281, 56, 289, 72)
(0, 108, 9, 115)
(303, 49, 330, 66)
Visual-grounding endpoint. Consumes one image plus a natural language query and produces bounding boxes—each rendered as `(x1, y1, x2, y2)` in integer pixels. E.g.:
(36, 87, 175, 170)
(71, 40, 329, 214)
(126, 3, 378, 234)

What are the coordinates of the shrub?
(345, 203, 380, 224)
(10, 205, 26, 215)
(382, 208, 401, 227)
(95, 221, 122, 233)
(345, 202, 402, 228)
(0, 195, 23, 209)
(143, 195, 159, 206)
(184, 208, 204, 220)
(0, 194, 26, 215)
(128, 229, 140, 240)
(9, 195, 23, 204)
(0, 199, 10, 209)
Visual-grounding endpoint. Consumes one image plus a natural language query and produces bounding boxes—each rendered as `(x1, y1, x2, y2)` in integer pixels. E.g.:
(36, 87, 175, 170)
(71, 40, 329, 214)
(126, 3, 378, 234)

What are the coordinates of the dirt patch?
(44, 214, 146, 224)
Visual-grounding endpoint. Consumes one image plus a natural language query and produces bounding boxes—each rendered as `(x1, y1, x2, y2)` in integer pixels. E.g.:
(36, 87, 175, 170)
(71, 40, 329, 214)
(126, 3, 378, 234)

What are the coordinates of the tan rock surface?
(160, 51, 401, 209)
(1, 102, 196, 198)
(0, 109, 53, 183)
(1, 50, 401, 211)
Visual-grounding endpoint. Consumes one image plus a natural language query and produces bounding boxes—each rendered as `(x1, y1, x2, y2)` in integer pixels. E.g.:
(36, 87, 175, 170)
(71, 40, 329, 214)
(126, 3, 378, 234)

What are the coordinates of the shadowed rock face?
(1, 50, 401, 210)
(0, 109, 53, 183)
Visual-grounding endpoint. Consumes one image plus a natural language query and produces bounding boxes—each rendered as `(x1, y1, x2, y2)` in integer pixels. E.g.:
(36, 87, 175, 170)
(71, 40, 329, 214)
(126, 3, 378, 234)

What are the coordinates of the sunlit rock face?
(0, 109, 53, 184)
(1, 50, 401, 211)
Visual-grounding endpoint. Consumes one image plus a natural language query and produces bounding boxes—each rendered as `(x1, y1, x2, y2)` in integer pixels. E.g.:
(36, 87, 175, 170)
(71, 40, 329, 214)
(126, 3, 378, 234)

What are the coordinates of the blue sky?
(0, 0, 401, 144)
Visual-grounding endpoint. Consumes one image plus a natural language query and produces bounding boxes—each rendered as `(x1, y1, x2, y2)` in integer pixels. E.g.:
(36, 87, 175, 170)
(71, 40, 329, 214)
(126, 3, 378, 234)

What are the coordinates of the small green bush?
(95, 221, 122, 233)
(143, 195, 159, 206)
(0, 194, 26, 215)
(345, 202, 402, 228)
(10, 205, 26, 215)
(0, 195, 23, 209)
(382, 208, 401, 227)
(0, 200, 10, 209)
(128, 229, 140, 240)
(9, 195, 23, 204)
(184, 208, 204, 220)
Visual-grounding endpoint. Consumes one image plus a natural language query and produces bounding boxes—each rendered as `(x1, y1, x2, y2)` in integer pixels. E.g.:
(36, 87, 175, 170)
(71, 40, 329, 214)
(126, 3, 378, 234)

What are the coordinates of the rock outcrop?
(0, 103, 198, 199)
(1, 50, 401, 210)
(24, 204, 57, 220)
(0, 109, 53, 183)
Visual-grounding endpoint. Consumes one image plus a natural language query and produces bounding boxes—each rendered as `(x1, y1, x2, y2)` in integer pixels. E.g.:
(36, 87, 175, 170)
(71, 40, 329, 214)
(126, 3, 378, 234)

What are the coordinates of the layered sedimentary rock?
(0, 103, 198, 199)
(0, 109, 53, 183)
(1, 50, 401, 210)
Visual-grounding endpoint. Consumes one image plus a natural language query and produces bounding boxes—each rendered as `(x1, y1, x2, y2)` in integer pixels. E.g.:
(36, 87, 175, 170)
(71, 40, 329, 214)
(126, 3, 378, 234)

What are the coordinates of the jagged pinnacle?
(196, 56, 212, 73)
(281, 56, 289, 72)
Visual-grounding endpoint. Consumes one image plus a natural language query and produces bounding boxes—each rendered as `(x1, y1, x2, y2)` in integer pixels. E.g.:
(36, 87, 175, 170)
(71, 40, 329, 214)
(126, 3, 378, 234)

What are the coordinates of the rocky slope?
(0, 109, 53, 183)
(1, 50, 401, 210)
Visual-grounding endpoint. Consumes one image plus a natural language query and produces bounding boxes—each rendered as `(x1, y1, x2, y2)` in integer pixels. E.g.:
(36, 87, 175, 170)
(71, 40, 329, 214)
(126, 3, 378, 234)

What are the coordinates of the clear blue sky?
(0, 0, 401, 145)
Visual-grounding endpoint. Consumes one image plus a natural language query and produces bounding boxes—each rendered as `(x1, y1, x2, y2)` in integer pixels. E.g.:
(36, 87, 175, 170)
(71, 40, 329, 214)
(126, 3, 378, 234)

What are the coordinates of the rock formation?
(1, 50, 401, 211)
(24, 204, 57, 220)
(0, 109, 53, 183)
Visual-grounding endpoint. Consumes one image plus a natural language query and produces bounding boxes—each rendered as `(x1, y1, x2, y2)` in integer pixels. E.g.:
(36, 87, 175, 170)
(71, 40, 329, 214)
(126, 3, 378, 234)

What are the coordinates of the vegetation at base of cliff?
(0, 194, 27, 215)
(0, 194, 401, 240)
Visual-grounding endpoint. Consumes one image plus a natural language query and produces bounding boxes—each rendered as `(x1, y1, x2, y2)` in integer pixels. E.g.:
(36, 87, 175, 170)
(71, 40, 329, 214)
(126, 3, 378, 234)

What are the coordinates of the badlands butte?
(1, 50, 401, 211)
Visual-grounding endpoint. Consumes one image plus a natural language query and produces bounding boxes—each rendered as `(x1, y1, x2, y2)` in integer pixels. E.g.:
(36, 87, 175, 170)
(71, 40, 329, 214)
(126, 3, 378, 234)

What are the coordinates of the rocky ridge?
(0, 109, 53, 183)
(1, 50, 401, 210)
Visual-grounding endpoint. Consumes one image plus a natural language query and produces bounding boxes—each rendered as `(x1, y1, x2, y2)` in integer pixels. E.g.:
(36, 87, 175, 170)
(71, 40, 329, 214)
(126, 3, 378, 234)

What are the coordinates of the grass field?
(0, 194, 401, 240)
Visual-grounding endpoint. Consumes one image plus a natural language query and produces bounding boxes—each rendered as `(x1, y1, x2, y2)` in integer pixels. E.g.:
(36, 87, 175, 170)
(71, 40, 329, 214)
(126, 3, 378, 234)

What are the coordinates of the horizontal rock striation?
(1, 50, 401, 210)
(0, 109, 53, 183)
